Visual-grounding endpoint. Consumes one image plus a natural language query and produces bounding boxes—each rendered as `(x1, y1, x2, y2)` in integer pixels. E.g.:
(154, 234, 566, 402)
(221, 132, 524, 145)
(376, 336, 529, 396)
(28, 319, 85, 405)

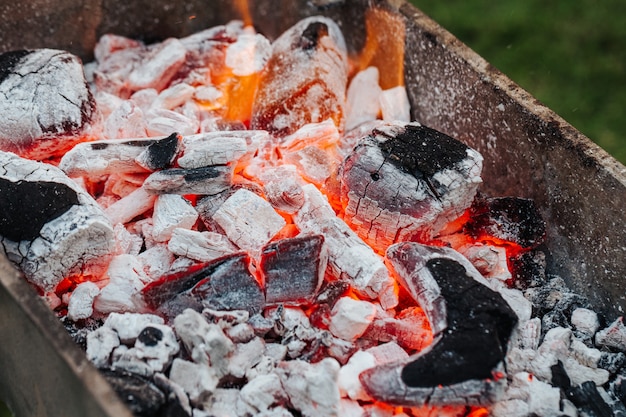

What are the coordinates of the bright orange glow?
(353, 8, 406, 90)
(233, 0, 254, 27)
(466, 407, 490, 417)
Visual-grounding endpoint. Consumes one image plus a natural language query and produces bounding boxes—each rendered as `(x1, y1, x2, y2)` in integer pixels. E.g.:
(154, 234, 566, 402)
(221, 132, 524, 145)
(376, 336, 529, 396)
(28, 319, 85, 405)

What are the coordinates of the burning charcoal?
(337, 350, 377, 401)
(345, 67, 382, 131)
(67, 281, 101, 321)
(572, 307, 601, 338)
(0, 152, 114, 291)
(86, 326, 121, 368)
(134, 324, 180, 373)
(111, 345, 155, 377)
(251, 16, 348, 137)
(465, 196, 546, 249)
(152, 194, 198, 242)
(145, 108, 199, 137)
(173, 309, 234, 378)
(59, 133, 179, 180)
(213, 188, 286, 254)
(257, 165, 306, 214)
(101, 369, 166, 415)
(191, 252, 265, 314)
(380, 86, 411, 123)
(103, 100, 148, 139)
(104, 187, 157, 225)
(0, 49, 95, 159)
(339, 122, 483, 252)
(227, 337, 265, 380)
(553, 367, 618, 417)
(260, 235, 327, 305)
(492, 371, 562, 417)
(329, 297, 377, 342)
(178, 131, 266, 168)
(137, 244, 175, 281)
(143, 164, 233, 195)
(151, 82, 195, 110)
(458, 244, 511, 282)
(363, 306, 434, 351)
(239, 373, 288, 414)
(103, 312, 165, 344)
(509, 249, 547, 290)
(127, 38, 187, 92)
(168, 228, 237, 262)
(276, 358, 341, 417)
(596, 317, 626, 351)
(294, 184, 397, 309)
(94, 255, 149, 314)
(359, 242, 517, 406)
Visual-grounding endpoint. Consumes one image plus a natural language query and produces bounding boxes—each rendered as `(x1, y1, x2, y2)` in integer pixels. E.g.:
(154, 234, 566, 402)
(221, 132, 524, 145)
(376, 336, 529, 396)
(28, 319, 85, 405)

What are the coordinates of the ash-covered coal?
(0, 49, 96, 159)
(2, 13, 626, 417)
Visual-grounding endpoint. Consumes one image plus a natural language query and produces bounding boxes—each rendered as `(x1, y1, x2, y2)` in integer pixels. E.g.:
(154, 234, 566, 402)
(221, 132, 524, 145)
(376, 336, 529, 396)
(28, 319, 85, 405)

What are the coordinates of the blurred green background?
(411, 0, 626, 164)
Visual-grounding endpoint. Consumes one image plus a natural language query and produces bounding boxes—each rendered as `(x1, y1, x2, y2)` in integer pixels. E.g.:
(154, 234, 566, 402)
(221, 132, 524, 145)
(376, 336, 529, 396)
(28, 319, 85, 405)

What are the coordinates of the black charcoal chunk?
(101, 369, 166, 416)
(143, 165, 232, 195)
(0, 49, 95, 158)
(401, 257, 517, 387)
(137, 132, 180, 170)
(260, 235, 326, 304)
(465, 196, 546, 249)
(566, 381, 619, 417)
(359, 243, 516, 406)
(377, 124, 470, 180)
(0, 178, 79, 241)
(191, 253, 264, 314)
(137, 326, 164, 347)
(339, 122, 482, 251)
(509, 249, 547, 290)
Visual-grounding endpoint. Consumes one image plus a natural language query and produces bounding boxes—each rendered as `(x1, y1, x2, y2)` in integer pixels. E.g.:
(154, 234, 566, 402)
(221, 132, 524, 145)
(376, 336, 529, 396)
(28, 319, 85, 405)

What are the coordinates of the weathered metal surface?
(0, 0, 625, 416)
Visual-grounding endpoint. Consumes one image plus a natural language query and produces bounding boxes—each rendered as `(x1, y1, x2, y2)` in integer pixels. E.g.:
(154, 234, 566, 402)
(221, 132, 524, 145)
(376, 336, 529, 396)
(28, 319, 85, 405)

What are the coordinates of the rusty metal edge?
(0, 255, 133, 417)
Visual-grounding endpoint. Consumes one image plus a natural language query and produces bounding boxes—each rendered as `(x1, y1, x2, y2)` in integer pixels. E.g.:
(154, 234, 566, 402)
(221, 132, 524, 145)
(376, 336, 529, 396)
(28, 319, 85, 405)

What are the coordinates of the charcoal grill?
(1, 0, 625, 416)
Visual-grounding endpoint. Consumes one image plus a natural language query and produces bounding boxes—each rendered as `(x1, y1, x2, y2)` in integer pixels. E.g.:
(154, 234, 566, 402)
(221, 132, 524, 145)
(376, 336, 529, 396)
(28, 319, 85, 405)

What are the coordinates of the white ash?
(0, 49, 95, 159)
(213, 188, 286, 254)
(136, 244, 175, 281)
(104, 186, 157, 225)
(178, 130, 265, 168)
(571, 307, 600, 337)
(596, 316, 626, 351)
(67, 281, 101, 321)
(151, 83, 195, 110)
(169, 358, 218, 406)
(103, 100, 147, 139)
(345, 67, 383, 131)
(0, 152, 114, 291)
(225, 32, 272, 77)
(329, 297, 377, 342)
(379, 85, 411, 123)
(133, 324, 180, 373)
(127, 38, 187, 92)
(86, 326, 120, 368)
(152, 194, 198, 242)
(103, 312, 164, 344)
(145, 107, 199, 137)
(167, 228, 237, 262)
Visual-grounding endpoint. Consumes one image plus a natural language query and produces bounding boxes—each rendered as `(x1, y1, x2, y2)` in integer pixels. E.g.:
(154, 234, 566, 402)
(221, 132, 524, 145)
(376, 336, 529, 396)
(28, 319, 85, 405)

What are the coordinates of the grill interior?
(1, 1, 625, 416)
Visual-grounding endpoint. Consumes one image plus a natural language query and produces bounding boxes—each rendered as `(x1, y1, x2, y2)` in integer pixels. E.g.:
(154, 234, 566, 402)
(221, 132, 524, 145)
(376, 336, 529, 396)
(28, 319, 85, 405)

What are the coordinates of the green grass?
(410, 0, 626, 164)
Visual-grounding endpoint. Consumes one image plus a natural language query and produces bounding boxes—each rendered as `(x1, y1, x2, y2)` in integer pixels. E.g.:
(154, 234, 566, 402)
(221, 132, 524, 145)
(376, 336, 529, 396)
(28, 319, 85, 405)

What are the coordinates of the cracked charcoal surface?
(0, 49, 95, 156)
(400, 258, 518, 387)
(377, 124, 469, 182)
(101, 369, 166, 416)
(0, 178, 79, 241)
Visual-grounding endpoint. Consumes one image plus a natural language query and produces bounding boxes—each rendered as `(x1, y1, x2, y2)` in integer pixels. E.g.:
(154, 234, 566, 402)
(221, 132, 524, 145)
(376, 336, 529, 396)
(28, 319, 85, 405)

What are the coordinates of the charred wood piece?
(0, 49, 96, 159)
(0, 151, 114, 290)
(260, 235, 327, 305)
(143, 164, 233, 195)
(142, 253, 264, 316)
(339, 122, 482, 252)
(60, 133, 181, 180)
(359, 242, 517, 406)
(465, 196, 546, 248)
(251, 16, 348, 137)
